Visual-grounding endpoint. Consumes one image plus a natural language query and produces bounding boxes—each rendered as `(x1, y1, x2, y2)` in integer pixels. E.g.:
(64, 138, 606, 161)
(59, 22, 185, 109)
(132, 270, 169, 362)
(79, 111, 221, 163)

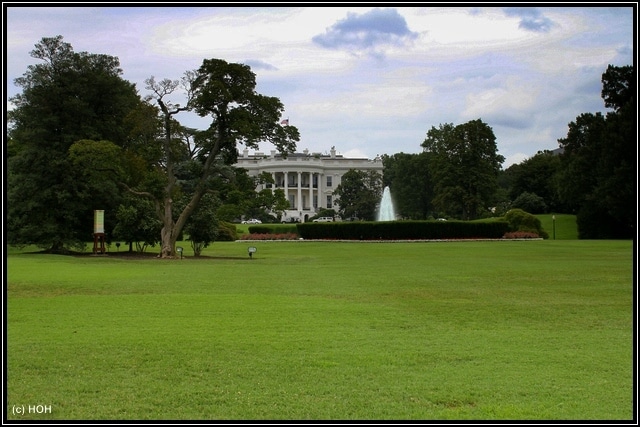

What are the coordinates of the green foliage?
(7, 36, 141, 252)
(576, 201, 631, 239)
(556, 64, 635, 238)
(112, 196, 162, 252)
(216, 221, 238, 241)
(382, 152, 434, 219)
(297, 220, 509, 240)
(120, 57, 299, 257)
(600, 64, 634, 110)
(422, 119, 504, 220)
(182, 193, 220, 256)
(511, 192, 547, 214)
(504, 150, 563, 212)
(191, 59, 300, 155)
(333, 169, 382, 220)
(248, 224, 298, 235)
(503, 208, 548, 239)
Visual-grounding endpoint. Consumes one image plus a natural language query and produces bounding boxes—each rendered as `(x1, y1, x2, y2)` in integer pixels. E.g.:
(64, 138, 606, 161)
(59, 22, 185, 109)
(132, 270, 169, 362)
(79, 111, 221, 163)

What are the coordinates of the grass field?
(6, 239, 634, 421)
(536, 214, 579, 240)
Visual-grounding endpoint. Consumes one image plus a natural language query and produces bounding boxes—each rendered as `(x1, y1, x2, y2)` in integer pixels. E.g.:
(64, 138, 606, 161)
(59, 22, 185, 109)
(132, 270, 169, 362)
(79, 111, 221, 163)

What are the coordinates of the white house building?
(234, 146, 384, 222)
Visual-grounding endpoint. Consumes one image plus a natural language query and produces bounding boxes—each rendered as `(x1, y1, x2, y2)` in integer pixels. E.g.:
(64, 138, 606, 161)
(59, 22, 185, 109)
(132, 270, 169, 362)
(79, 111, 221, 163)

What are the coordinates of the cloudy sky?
(5, 5, 634, 167)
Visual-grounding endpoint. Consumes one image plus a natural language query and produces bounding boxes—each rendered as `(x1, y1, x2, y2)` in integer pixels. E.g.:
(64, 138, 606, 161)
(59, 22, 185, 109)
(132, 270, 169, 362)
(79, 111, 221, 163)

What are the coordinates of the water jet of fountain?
(377, 186, 396, 221)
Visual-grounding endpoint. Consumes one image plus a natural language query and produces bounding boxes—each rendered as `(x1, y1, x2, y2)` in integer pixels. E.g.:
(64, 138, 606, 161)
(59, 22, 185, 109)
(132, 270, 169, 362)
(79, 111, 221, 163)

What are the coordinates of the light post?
(552, 215, 556, 240)
(176, 246, 183, 259)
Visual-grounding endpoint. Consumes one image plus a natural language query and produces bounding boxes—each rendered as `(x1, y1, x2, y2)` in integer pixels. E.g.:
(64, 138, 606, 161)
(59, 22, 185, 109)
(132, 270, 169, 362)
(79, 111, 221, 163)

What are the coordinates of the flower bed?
(239, 233, 299, 241)
(502, 231, 540, 239)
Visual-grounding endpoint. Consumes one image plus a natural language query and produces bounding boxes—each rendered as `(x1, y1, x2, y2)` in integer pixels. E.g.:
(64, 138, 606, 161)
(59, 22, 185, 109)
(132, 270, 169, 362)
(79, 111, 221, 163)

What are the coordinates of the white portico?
(234, 146, 383, 222)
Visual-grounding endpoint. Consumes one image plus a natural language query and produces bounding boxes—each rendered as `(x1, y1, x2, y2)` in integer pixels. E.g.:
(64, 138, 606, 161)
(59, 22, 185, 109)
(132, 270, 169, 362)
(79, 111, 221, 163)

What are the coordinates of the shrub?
(296, 220, 510, 240)
(503, 208, 549, 239)
(217, 222, 238, 241)
(248, 224, 298, 235)
(511, 192, 548, 214)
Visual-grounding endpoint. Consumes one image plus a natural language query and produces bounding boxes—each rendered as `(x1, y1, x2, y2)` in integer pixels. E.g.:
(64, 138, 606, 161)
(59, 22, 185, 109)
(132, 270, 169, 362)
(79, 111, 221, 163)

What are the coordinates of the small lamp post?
(552, 215, 556, 240)
(176, 246, 183, 259)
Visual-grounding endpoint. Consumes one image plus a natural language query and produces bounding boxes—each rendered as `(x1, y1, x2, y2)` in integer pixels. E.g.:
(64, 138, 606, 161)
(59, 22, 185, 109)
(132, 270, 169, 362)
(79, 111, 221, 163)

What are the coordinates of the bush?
(248, 224, 298, 235)
(503, 209, 549, 239)
(296, 220, 510, 240)
(217, 221, 238, 241)
(511, 192, 547, 214)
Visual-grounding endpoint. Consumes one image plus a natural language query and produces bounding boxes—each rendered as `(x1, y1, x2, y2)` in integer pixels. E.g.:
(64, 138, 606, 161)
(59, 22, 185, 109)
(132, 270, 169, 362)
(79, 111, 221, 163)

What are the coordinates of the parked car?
(242, 218, 262, 224)
(281, 217, 300, 223)
(312, 217, 334, 222)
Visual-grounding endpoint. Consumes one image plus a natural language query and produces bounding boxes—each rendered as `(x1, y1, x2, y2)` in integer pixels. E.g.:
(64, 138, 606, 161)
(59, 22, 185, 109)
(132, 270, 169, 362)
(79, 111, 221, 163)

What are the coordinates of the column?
(284, 172, 289, 209)
(297, 171, 302, 212)
(271, 172, 276, 194)
(318, 173, 324, 208)
(309, 172, 314, 212)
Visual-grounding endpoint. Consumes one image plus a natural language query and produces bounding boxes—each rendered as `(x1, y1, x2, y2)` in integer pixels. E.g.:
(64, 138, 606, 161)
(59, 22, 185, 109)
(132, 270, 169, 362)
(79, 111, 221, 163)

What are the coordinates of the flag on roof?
(280, 118, 289, 125)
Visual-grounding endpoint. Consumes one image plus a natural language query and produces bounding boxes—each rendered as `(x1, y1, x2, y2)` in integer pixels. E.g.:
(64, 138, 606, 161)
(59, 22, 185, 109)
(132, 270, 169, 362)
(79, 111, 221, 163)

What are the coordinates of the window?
(289, 195, 295, 209)
(326, 176, 332, 187)
(326, 195, 332, 208)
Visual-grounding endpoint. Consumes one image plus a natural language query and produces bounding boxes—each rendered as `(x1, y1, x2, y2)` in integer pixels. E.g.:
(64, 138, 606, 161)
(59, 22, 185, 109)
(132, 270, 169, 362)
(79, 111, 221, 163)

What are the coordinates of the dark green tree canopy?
(556, 64, 635, 238)
(505, 150, 563, 213)
(333, 169, 382, 221)
(138, 58, 300, 257)
(421, 119, 504, 220)
(382, 152, 434, 220)
(7, 36, 142, 252)
(601, 64, 634, 111)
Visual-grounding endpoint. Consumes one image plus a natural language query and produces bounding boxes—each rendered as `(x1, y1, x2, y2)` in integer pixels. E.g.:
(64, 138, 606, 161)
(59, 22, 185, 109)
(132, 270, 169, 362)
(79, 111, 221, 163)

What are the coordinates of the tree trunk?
(48, 240, 67, 254)
(160, 224, 176, 258)
(159, 196, 176, 258)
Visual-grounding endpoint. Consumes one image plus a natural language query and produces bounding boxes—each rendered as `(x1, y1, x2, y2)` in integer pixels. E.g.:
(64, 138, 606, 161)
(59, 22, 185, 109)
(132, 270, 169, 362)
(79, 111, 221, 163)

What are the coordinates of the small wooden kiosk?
(93, 209, 106, 255)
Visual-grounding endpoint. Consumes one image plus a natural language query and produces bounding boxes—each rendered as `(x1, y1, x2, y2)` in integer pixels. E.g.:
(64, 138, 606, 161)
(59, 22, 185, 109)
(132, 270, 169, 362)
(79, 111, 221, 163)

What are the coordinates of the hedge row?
(248, 224, 299, 235)
(296, 220, 510, 240)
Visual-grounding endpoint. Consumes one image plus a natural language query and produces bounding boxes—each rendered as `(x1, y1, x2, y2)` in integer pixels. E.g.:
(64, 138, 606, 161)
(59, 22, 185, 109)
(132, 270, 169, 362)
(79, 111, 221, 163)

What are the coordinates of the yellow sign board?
(94, 210, 104, 233)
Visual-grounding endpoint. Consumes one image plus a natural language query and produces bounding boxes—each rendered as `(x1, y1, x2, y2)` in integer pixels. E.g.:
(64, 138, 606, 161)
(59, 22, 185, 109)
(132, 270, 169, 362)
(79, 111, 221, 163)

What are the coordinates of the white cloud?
(504, 152, 530, 168)
(4, 6, 634, 168)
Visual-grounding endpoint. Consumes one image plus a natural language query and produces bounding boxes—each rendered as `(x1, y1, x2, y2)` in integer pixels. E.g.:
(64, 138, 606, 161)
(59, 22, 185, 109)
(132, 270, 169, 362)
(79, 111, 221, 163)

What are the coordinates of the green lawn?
(537, 214, 579, 240)
(6, 239, 633, 420)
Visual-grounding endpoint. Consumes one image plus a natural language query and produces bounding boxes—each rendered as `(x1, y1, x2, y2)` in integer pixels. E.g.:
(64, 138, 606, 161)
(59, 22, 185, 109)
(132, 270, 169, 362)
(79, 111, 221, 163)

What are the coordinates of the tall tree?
(557, 64, 635, 238)
(7, 36, 141, 252)
(506, 150, 563, 213)
(136, 59, 299, 257)
(382, 152, 434, 219)
(333, 169, 382, 220)
(601, 64, 634, 111)
(421, 119, 504, 220)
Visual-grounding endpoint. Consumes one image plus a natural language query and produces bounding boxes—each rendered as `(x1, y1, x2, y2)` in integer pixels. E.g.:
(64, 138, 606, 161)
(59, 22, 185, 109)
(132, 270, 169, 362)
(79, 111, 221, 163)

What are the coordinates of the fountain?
(377, 186, 396, 221)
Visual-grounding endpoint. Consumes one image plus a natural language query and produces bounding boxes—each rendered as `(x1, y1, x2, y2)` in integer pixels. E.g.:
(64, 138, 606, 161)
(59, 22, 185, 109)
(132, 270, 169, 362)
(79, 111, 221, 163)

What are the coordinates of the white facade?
(234, 146, 383, 222)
